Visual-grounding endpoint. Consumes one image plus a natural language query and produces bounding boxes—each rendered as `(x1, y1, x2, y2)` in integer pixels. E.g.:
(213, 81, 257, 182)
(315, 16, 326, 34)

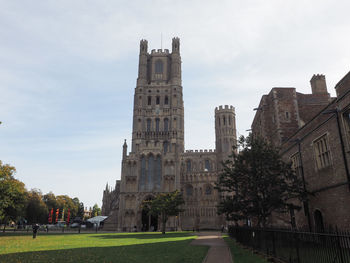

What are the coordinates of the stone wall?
(252, 71, 350, 230)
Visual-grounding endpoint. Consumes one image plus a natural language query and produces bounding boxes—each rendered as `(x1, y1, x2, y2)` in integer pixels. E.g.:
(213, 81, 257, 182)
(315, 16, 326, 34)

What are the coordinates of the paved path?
(191, 232, 233, 263)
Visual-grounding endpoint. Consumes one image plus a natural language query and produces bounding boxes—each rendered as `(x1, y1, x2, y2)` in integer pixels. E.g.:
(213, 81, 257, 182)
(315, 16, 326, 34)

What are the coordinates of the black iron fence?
(229, 226, 350, 263)
(0, 224, 106, 234)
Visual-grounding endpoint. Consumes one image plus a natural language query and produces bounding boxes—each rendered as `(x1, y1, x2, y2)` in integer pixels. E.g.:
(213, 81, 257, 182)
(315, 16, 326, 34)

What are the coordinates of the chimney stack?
(310, 74, 328, 94)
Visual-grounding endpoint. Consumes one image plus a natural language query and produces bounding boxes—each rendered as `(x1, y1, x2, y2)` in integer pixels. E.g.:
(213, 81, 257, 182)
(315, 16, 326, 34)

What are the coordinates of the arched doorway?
(314, 209, 324, 233)
(141, 197, 158, 232)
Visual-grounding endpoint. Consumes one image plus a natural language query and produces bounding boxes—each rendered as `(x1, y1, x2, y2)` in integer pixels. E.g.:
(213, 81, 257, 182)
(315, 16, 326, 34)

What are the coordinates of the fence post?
(294, 231, 300, 263)
(272, 230, 276, 258)
(336, 227, 345, 263)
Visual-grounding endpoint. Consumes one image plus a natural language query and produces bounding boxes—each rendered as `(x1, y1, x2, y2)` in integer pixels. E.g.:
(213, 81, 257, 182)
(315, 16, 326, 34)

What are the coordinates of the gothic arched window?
(204, 160, 211, 171)
(139, 156, 146, 190)
(155, 118, 160, 132)
(156, 155, 162, 189)
(155, 60, 163, 74)
(164, 96, 169, 105)
(186, 185, 193, 196)
(205, 185, 212, 195)
(163, 141, 169, 153)
(147, 155, 154, 191)
(164, 118, 169, 132)
(146, 119, 151, 132)
(186, 160, 191, 173)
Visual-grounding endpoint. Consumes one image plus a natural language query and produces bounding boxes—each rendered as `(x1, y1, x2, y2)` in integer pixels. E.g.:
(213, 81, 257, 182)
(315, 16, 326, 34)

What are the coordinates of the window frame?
(313, 133, 332, 170)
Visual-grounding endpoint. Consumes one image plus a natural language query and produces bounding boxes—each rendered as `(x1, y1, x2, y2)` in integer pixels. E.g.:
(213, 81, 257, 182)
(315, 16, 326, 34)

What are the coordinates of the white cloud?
(1, 0, 350, 207)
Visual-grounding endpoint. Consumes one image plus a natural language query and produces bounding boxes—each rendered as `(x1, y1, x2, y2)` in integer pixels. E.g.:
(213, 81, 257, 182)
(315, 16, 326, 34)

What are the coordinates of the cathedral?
(101, 37, 237, 231)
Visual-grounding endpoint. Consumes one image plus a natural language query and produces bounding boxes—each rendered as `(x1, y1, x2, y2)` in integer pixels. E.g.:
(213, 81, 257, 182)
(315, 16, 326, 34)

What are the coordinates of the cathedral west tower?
(131, 37, 184, 193)
(102, 38, 237, 231)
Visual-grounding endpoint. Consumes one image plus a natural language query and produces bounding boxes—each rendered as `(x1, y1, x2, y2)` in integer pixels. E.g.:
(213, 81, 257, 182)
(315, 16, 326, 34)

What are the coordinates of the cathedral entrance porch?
(141, 208, 158, 231)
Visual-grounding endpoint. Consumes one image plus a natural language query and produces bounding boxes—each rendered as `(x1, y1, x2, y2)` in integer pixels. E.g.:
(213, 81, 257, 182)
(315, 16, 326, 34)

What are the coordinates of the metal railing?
(0, 224, 105, 234)
(229, 226, 350, 263)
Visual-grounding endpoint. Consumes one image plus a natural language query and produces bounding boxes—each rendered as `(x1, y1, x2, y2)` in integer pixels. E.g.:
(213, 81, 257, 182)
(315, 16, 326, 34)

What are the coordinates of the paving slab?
(191, 232, 233, 263)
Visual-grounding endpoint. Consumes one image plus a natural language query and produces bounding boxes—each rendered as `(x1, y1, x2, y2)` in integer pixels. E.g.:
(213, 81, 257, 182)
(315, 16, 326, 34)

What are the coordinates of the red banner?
(55, 208, 59, 223)
(48, 208, 53, 223)
(66, 209, 71, 225)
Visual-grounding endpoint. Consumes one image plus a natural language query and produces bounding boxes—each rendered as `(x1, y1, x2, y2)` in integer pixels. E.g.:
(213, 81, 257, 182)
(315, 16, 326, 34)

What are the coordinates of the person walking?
(32, 224, 39, 239)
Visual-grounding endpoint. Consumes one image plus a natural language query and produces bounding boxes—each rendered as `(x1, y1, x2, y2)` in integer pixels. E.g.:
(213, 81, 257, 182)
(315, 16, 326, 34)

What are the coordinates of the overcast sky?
(1, 0, 350, 208)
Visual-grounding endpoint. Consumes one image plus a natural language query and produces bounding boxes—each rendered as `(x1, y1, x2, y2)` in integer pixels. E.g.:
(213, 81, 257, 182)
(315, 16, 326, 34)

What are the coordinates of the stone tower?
(102, 38, 237, 231)
(215, 105, 237, 168)
(131, 37, 184, 187)
(115, 38, 185, 231)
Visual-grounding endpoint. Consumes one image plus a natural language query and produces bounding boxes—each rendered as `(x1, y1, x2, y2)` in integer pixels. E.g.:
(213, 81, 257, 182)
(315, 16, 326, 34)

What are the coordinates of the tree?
(77, 202, 84, 218)
(91, 204, 101, 217)
(0, 161, 27, 229)
(72, 198, 80, 219)
(42, 193, 81, 223)
(142, 190, 184, 234)
(25, 189, 48, 224)
(216, 135, 307, 227)
(43, 192, 58, 223)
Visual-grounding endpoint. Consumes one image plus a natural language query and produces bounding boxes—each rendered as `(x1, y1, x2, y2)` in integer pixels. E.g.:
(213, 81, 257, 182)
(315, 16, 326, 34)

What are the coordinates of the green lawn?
(223, 236, 268, 263)
(0, 232, 208, 263)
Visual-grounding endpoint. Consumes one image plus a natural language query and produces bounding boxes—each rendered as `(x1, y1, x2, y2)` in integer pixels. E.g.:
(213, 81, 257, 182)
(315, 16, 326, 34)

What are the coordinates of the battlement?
(310, 73, 328, 95)
(185, 149, 216, 153)
(151, 49, 170, 54)
(215, 105, 235, 113)
(311, 74, 325, 81)
(139, 39, 148, 54)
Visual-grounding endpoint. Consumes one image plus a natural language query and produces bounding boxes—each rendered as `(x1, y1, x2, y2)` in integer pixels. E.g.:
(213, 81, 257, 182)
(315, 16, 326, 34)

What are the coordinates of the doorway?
(314, 209, 324, 233)
(141, 208, 158, 231)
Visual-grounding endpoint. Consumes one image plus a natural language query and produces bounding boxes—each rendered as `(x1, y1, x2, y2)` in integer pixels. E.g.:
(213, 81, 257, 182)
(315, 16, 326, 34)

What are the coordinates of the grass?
(0, 232, 208, 263)
(223, 236, 269, 263)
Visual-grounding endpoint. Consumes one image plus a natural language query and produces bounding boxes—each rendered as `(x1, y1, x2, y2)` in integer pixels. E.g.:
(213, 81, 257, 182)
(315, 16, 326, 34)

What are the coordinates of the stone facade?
(102, 38, 237, 231)
(251, 75, 331, 146)
(252, 72, 350, 230)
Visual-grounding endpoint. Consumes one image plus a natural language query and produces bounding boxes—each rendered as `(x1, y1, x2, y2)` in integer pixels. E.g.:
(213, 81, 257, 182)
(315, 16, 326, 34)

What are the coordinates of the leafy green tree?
(71, 198, 80, 219)
(25, 189, 48, 224)
(77, 202, 85, 218)
(216, 135, 307, 227)
(91, 204, 101, 217)
(43, 192, 58, 210)
(56, 195, 75, 221)
(142, 190, 184, 234)
(0, 161, 27, 229)
(43, 192, 58, 223)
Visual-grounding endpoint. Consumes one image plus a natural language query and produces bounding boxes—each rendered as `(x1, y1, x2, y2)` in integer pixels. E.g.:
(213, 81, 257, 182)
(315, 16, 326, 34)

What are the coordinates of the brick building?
(252, 72, 350, 230)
